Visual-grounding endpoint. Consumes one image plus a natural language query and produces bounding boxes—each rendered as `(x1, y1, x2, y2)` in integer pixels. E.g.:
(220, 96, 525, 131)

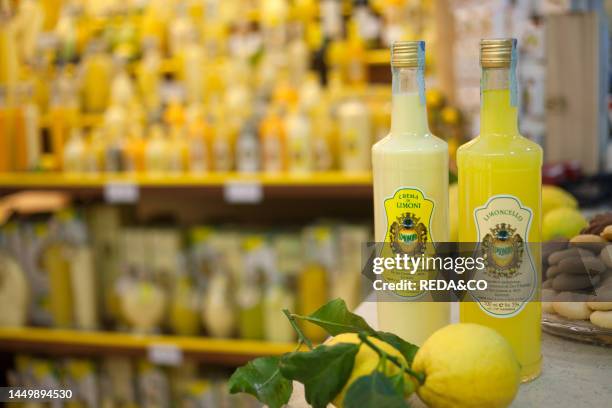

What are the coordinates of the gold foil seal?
(391, 41, 424, 68)
(480, 38, 516, 68)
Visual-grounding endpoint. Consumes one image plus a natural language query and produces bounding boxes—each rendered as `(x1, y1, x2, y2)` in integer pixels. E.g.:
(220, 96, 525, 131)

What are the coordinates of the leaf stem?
(283, 309, 313, 350)
(358, 333, 425, 385)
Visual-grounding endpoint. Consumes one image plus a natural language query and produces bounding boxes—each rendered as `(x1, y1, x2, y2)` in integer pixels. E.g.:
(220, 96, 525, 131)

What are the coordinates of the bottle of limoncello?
(457, 39, 542, 382)
(372, 41, 450, 346)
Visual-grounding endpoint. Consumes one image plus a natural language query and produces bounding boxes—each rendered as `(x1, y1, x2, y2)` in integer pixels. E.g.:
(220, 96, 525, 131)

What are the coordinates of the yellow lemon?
(542, 185, 577, 216)
(543, 207, 587, 241)
(325, 333, 412, 407)
(412, 323, 520, 408)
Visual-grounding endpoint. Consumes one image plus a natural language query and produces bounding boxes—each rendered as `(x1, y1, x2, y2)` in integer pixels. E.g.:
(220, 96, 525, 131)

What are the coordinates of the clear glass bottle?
(285, 104, 312, 173)
(49, 68, 79, 170)
(81, 39, 112, 113)
(21, 83, 41, 171)
(458, 39, 542, 382)
(0, 86, 10, 171)
(63, 128, 86, 173)
(236, 118, 260, 173)
(137, 38, 162, 117)
(372, 41, 450, 346)
(259, 106, 286, 173)
(338, 91, 371, 172)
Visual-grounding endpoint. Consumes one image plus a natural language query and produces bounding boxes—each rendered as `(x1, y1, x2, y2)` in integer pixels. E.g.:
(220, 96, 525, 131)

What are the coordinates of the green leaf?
(374, 331, 419, 364)
(301, 298, 376, 336)
(280, 343, 360, 408)
(228, 356, 292, 408)
(343, 371, 410, 408)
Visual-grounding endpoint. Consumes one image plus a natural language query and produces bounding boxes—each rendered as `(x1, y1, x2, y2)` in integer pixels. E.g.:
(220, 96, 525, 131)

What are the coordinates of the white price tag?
(104, 182, 139, 204)
(223, 181, 263, 204)
(147, 344, 183, 366)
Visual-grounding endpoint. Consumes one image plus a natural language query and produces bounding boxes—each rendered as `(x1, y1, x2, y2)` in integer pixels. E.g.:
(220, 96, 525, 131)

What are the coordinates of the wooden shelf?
(0, 172, 373, 199)
(0, 327, 298, 366)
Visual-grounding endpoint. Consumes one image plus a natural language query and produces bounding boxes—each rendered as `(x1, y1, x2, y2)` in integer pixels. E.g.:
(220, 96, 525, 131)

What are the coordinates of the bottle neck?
(480, 67, 519, 136)
(390, 66, 428, 135)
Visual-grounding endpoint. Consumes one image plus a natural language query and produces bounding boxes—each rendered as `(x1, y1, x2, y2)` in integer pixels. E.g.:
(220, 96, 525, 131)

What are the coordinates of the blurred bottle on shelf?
(49, 68, 79, 170)
(11, 86, 28, 172)
(138, 360, 171, 408)
(103, 59, 134, 172)
(0, 86, 13, 172)
(210, 107, 235, 172)
(237, 236, 267, 340)
(0, 8, 19, 89)
(169, 3, 197, 59)
(185, 102, 211, 173)
(63, 128, 87, 173)
(297, 225, 333, 343)
(86, 205, 122, 325)
(164, 94, 189, 173)
(42, 224, 74, 328)
(63, 358, 99, 407)
(100, 357, 138, 407)
(202, 258, 237, 338)
(310, 100, 335, 171)
(260, 106, 286, 173)
(120, 278, 167, 334)
(146, 124, 170, 173)
(285, 101, 312, 173)
(19, 83, 41, 171)
(344, 19, 368, 86)
(170, 272, 201, 337)
(236, 117, 261, 173)
(61, 210, 98, 331)
(85, 128, 106, 172)
(124, 122, 147, 172)
(141, 0, 169, 54)
(179, 33, 206, 104)
(333, 224, 368, 310)
(338, 90, 372, 172)
(297, 262, 328, 342)
(137, 38, 163, 118)
(55, 6, 78, 64)
(81, 39, 112, 114)
(0, 250, 29, 327)
(263, 273, 295, 343)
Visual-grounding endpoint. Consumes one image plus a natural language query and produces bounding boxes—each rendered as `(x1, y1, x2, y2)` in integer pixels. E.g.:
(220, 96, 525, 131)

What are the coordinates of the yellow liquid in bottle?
(298, 263, 328, 343)
(13, 105, 28, 171)
(83, 53, 111, 113)
(458, 88, 542, 382)
(43, 243, 74, 328)
(373, 90, 450, 347)
(0, 103, 13, 172)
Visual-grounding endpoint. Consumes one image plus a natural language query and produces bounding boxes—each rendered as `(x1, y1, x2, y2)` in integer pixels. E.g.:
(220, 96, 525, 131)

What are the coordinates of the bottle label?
(472, 195, 537, 317)
(380, 188, 435, 298)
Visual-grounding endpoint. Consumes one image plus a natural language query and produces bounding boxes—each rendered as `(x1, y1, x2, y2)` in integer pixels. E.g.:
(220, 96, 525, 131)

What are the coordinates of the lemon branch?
(358, 333, 425, 385)
(283, 309, 314, 350)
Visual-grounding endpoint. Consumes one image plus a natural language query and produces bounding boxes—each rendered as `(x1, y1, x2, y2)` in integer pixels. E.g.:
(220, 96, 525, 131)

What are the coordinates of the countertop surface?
(287, 302, 612, 408)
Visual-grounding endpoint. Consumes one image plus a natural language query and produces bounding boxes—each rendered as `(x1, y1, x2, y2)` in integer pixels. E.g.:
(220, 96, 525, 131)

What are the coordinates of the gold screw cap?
(480, 38, 517, 68)
(391, 41, 425, 68)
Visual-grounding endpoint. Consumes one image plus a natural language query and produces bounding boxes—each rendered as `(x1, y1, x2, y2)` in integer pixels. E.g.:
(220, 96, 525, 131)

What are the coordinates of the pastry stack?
(542, 213, 612, 330)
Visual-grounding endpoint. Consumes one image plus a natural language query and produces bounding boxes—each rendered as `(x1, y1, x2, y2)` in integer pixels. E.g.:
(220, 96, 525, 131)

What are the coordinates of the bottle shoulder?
(457, 133, 543, 155)
(373, 131, 448, 153)
(457, 133, 543, 169)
